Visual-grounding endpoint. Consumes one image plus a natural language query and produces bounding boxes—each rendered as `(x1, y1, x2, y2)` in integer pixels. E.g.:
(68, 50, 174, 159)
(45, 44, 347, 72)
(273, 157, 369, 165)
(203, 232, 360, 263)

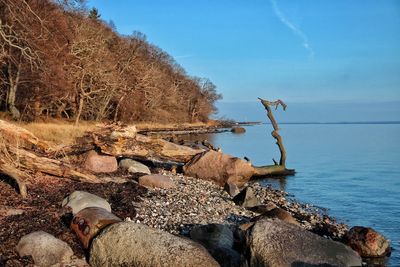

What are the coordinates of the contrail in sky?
(270, 0, 315, 59)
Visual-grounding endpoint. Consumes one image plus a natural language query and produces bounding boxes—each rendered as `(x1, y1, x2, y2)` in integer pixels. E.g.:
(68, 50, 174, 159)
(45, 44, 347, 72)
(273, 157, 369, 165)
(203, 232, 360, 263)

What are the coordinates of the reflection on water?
(260, 176, 288, 191)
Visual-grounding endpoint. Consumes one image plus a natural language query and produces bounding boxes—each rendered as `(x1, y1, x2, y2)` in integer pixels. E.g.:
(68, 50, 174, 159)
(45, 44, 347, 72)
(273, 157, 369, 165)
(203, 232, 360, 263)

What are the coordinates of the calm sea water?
(202, 123, 400, 266)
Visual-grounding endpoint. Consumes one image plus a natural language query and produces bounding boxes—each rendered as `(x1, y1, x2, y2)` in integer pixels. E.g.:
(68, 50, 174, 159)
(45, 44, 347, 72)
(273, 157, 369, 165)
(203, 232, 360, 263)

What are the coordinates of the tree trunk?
(75, 95, 84, 126)
(7, 62, 21, 120)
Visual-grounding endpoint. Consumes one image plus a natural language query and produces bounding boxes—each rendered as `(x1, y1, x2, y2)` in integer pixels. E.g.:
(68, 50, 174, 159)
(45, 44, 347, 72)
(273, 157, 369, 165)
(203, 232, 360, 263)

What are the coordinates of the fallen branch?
(8, 146, 98, 183)
(0, 163, 28, 198)
(252, 98, 295, 177)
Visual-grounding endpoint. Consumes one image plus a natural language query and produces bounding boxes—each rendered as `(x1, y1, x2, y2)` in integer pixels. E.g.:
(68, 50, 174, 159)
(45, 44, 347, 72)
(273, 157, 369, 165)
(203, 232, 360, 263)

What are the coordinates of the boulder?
(71, 207, 122, 249)
(344, 226, 391, 258)
(190, 224, 234, 250)
(62, 191, 111, 215)
(119, 158, 151, 174)
(16, 231, 73, 267)
(247, 218, 362, 267)
(224, 182, 240, 197)
(83, 150, 118, 173)
(190, 224, 242, 267)
(138, 174, 175, 189)
(233, 187, 261, 209)
(231, 127, 246, 134)
(252, 207, 298, 225)
(183, 150, 255, 187)
(89, 222, 219, 267)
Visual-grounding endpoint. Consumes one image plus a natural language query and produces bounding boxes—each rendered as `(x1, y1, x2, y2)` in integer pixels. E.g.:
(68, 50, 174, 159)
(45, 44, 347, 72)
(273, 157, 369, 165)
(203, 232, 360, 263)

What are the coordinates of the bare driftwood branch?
(253, 98, 295, 177)
(258, 97, 287, 166)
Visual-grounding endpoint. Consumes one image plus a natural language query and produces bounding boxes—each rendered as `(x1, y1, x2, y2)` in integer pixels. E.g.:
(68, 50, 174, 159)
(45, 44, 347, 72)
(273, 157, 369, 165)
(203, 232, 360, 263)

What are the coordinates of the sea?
(196, 123, 400, 266)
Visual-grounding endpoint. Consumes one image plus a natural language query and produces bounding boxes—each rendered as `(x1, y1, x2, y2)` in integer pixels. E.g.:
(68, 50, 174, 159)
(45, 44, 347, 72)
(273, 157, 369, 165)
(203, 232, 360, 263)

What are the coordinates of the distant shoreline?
(270, 121, 400, 125)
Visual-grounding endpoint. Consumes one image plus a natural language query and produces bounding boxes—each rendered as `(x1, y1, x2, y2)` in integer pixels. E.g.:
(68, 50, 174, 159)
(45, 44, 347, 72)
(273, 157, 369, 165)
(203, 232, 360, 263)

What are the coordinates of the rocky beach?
(0, 120, 391, 266)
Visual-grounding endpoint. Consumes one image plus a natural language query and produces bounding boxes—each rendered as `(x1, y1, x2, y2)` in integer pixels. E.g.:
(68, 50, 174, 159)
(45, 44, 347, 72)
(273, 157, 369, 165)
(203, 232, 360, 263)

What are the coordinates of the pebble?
(134, 172, 348, 239)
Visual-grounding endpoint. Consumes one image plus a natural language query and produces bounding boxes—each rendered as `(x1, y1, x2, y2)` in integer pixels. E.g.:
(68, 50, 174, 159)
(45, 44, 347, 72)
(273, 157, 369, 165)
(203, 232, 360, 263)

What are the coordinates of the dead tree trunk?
(252, 98, 295, 177)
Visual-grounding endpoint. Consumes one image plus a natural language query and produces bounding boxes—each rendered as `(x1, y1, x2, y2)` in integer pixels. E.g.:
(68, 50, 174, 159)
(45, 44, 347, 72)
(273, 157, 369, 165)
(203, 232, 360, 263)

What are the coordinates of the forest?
(0, 0, 221, 124)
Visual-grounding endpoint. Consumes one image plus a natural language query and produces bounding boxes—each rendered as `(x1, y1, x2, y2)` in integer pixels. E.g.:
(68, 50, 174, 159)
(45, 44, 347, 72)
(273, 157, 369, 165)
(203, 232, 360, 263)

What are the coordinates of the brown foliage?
(0, 0, 221, 123)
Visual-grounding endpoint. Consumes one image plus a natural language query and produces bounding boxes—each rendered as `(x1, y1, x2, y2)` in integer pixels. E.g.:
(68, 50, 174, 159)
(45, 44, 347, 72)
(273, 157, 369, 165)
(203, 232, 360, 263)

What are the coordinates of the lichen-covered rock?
(89, 222, 220, 267)
(184, 150, 255, 187)
(139, 174, 175, 189)
(71, 207, 121, 249)
(247, 218, 362, 267)
(62, 190, 111, 215)
(119, 158, 151, 174)
(16, 231, 73, 267)
(344, 226, 391, 258)
(83, 150, 118, 173)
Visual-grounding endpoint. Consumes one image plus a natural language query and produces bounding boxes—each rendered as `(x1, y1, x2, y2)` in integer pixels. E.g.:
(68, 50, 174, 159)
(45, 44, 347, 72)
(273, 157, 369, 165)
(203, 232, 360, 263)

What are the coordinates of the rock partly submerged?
(344, 226, 391, 258)
(247, 218, 362, 267)
(89, 221, 220, 267)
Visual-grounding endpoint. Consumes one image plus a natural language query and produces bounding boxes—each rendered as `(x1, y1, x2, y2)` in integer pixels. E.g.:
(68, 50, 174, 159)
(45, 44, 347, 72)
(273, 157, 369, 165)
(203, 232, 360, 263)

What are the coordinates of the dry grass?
(20, 121, 97, 145)
(6, 118, 220, 146)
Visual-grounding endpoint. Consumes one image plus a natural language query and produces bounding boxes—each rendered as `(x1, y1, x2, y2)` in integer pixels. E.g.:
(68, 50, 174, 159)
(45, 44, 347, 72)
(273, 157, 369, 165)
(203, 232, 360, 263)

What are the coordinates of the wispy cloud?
(270, 0, 315, 59)
(174, 54, 194, 59)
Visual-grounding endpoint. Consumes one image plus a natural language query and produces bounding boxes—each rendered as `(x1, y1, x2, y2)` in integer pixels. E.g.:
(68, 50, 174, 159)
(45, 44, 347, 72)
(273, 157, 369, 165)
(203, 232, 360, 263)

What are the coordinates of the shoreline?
(0, 169, 349, 264)
(0, 120, 391, 266)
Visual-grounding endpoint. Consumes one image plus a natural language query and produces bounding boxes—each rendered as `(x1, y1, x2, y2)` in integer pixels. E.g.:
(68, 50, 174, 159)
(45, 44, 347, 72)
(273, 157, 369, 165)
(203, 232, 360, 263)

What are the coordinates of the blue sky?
(88, 0, 400, 121)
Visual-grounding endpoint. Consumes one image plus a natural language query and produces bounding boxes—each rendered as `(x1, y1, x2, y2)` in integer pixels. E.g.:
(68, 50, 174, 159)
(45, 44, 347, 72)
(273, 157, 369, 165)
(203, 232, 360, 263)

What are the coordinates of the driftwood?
(0, 163, 28, 198)
(0, 120, 51, 152)
(0, 119, 99, 197)
(253, 98, 295, 177)
(75, 124, 205, 164)
(8, 146, 98, 182)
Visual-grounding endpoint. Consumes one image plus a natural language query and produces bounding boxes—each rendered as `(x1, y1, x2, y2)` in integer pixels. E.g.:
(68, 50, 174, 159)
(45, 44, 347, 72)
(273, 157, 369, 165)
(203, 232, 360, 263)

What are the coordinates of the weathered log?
(8, 146, 99, 183)
(0, 119, 52, 152)
(253, 165, 295, 177)
(0, 163, 28, 198)
(84, 125, 205, 164)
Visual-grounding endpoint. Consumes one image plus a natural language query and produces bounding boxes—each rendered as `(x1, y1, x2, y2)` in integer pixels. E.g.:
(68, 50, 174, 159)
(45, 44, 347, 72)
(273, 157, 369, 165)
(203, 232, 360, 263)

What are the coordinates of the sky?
(87, 0, 400, 122)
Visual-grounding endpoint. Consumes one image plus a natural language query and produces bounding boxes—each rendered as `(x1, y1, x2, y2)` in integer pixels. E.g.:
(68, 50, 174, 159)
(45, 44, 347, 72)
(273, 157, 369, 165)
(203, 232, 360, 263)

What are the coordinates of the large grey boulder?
(16, 231, 73, 267)
(247, 218, 362, 267)
(184, 150, 255, 187)
(89, 222, 220, 267)
(119, 158, 151, 174)
(62, 191, 111, 215)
